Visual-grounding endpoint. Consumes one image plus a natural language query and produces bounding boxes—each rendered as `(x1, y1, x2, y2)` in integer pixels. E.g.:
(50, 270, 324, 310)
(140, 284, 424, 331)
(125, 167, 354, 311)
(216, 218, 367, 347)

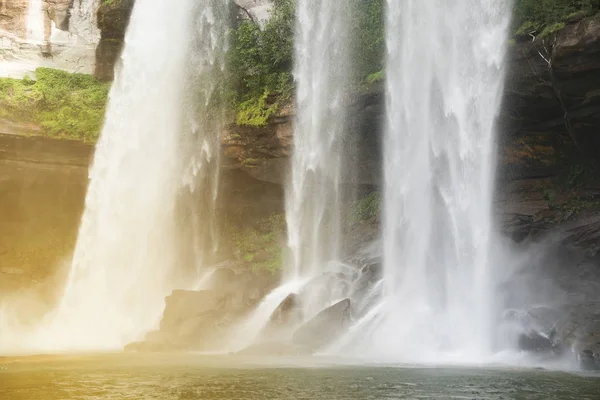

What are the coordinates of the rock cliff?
(95, 0, 133, 81)
(501, 13, 600, 179)
(0, 0, 28, 38)
(0, 0, 96, 78)
(220, 14, 600, 189)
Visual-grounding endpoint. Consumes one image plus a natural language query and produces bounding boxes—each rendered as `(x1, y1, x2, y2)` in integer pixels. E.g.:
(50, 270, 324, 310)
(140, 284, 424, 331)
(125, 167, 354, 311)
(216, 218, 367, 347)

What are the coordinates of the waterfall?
(369, 0, 512, 362)
(228, 0, 353, 351)
(26, 0, 44, 43)
(285, 0, 351, 282)
(0, 0, 228, 353)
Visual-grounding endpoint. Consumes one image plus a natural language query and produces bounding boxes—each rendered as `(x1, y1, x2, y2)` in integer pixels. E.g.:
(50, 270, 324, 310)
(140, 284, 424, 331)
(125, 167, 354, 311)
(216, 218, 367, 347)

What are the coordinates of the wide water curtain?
(286, 0, 352, 283)
(0, 0, 229, 353)
(379, 0, 511, 361)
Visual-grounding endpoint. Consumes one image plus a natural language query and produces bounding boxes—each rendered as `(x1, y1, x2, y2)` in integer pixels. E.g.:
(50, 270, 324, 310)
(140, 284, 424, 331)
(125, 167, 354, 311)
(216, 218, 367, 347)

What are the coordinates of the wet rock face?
(125, 268, 279, 352)
(500, 14, 600, 179)
(269, 293, 301, 326)
(502, 217, 600, 370)
(95, 0, 134, 81)
(1, 0, 97, 77)
(0, 134, 91, 305)
(518, 330, 562, 354)
(90, 6, 600, 187)
(221, 114, 294, 185)
(221, 15, 600, 188)
(292, 298, 352, 350)
(0, 0, 72, 38)
(159, 290, 222, 333)
(577, 337, 600, 370)
(44, 0, 73, 31)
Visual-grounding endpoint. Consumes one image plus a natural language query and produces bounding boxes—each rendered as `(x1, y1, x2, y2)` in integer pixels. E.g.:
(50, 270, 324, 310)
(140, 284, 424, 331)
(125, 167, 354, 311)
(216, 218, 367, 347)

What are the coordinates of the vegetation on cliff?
(0, 68, 109, 142)
(231, 0, 600, 126)
(229, 0, 384, 127)
(3, 1, 598, 138)
(351, 192, 381, 223)
(513, 0, 600, 37)
(225, 213, 287, 273)
(228, 0, 294, 126)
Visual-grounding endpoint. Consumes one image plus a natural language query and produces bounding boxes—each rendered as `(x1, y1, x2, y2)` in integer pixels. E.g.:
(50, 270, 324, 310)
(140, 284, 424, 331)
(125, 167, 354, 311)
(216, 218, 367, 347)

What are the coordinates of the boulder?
(518, 330, 562, 354)
(159, 290, 222, 334)
(298, 272, 351, 312)
(576, 338, 600, 370)
(209, 267, 237, 291)
(361, 261, 383, 281)
(292, 298, 352, 351)
(126, 290, 233, 352)
(352, 262, 382, 297)
(570, 316, 600, 370)
(269, 293, 301, 326)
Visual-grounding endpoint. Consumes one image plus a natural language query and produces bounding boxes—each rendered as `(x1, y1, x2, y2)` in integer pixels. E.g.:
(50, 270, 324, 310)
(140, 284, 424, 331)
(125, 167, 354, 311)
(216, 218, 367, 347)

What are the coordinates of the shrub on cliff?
(225, 213, 286, 273)
(228, 0, 294, 127)
(0, 68, 109, 142)
(513, 0, 600, 37)
(351, 0, 385, 81)
(228, 0, 385, 126)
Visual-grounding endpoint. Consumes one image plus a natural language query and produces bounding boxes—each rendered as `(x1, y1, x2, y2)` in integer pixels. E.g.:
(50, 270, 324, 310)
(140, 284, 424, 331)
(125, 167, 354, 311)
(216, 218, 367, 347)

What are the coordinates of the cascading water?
(286, 0, 351, 282)
(228, 0, 353, 351)
(363, 0, 512, 362)
(26, 0, 44, 42)
(0, 0, 228, 353)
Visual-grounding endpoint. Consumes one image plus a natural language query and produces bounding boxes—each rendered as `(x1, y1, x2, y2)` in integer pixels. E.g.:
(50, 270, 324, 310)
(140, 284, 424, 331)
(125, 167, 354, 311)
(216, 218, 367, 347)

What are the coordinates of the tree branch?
(236, 5, 257, 24)
(538, 37, 586, 160)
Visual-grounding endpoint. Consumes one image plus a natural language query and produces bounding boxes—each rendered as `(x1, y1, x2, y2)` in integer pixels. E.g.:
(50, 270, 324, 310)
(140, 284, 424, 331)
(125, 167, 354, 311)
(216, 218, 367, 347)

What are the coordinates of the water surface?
(1, 354, 599, 399)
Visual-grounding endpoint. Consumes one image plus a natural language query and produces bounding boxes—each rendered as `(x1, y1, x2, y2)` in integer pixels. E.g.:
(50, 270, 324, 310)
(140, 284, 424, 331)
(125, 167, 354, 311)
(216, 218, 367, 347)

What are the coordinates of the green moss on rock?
(0, 68, 110, 142)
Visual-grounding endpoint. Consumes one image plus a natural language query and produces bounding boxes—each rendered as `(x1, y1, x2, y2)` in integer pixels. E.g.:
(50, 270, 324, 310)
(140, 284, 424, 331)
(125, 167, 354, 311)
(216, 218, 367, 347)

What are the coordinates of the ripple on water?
(0, 355, 599, 400)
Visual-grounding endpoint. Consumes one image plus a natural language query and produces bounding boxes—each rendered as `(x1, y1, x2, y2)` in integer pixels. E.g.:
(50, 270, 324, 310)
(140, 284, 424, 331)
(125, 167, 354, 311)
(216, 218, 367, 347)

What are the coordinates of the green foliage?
(228, 0, 294, 126)
(539, 22, 567, 38)
(228, 0, 386, 122)
(351, 0, 385, 81)
(558, 163, 600, 189)
(543, 189, 557, 203)
(366, 70, 385, 84)
(551, 197, 600, 221)
(351, 192, 381, 223)
(236, 91, 279, 126)
(0, 68, 109, 142)
(513, 0, 600, 37)
(230, 214, 287, 273)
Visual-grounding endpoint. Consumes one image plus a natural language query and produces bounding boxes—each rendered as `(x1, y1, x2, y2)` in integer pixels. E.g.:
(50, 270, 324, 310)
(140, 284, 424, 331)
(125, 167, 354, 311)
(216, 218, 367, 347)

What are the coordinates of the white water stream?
(0, 0, 228, 353)
(230, 0, 354, 352)
(367, 0, 512, 362)
(285, 0, 352, 282)
(26, 0, 45, 43)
